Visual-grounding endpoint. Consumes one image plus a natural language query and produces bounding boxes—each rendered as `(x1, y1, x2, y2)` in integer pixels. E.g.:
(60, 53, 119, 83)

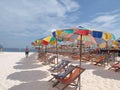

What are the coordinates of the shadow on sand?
(71, 59, 120, 80)
(7, 70, 48, 82)
(14, 53, 42, 70)
(92, 68, 120, 80)
(7, 53, 52, 90)
(8, 81, 75, 90)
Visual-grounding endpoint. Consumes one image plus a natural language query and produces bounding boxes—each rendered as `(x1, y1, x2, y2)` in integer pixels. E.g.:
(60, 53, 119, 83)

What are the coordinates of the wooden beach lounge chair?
(52, 66, 85, 90)
(93, 55, 105, 65)
(50, 60, 70, 72)
(71, 54, 80, 60)
(82, 54, 96, 62)
(108, 62, 120, 72)
(42, 55, 57, 65)
(49, 65, 75, 82)
(39, 53, 51, 62)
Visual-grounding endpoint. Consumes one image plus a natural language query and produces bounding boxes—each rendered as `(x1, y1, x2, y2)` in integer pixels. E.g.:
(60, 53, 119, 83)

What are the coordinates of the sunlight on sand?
(0, 52, 120, 90)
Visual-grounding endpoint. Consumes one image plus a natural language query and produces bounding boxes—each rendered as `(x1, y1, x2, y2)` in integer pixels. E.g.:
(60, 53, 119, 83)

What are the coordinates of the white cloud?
(58, 0, 79, 12)
(91, 15, 119, 26)
(0, 0, 80, 48)
(0, 0, 79, 35)
(79, 12, 120, 39)
(1, 0, 120, 48)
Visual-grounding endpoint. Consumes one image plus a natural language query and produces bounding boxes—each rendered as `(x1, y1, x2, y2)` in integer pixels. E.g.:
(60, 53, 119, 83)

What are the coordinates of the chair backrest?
(59, 66, 85, 84)
(55, 60, 69, 69)
(48, 55, 57, 61)
(55, 60, 65, 68)
(96, 55, 105, 63)
(54, 65, 75, 79)
(60, 60, 69, 67)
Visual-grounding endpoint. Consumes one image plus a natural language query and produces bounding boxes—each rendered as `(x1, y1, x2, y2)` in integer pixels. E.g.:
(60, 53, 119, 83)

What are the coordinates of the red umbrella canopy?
(76, 29, 89, 35)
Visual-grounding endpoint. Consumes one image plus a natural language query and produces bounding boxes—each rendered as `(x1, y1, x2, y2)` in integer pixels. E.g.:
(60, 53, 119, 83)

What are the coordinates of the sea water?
(2, 48, 36, 52)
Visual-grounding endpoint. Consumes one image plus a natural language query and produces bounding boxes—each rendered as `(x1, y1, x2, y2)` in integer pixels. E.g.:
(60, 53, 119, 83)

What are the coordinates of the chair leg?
(52, 81, 60, 87)
(108, 66, 112, 70)
(48, 77, 54, 82)
(61, 84, 69, 90)
(115, 68, 120, 72)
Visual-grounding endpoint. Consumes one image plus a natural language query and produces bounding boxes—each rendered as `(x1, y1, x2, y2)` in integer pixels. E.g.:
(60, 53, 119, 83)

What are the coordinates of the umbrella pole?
(56, 38, 58, 65)
(79, 35, 82, 68)
(106, 41, 109, 66)
(79, 34, 82, 90)
(38, 44, 41, 59)
(45, 45, 47, 53)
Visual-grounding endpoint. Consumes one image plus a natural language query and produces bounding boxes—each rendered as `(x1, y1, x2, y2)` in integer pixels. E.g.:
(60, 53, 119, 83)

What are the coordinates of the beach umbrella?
(102, 32, 112, 41)
(52, 28, 90, 90)
(91, 31, 115, 48)
(34, 39, 44, 58)
(41, 35, 57, 55)
(76, 29, 89, 90)
(91, 31, 103, 46)
(91, 31, 103, 38)
(52, 30, 63, 64)
(31, 42, 38, 47)
(31, 40, 42, 58)
(54, 28, 92, 64)
(63, 27, 89, 90)
(91, 31, 117, 65)
(31, 39, 41, 47)
(77, 34, 97, 48)
(42, 35, 56, 45)
(91, 31, 108, 49)
(54, 29, 75, 42)
(58, 41, 74, 54)
(102, 32, 112, 48)
(75, 29, 89, 65)
(111, 34, 116, 41)
(52, 29, 74, 64)
(110, 37, 119, 49)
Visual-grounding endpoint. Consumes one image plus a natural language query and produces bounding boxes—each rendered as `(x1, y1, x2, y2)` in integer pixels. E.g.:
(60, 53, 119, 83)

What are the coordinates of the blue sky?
(0, 0, 120, 48)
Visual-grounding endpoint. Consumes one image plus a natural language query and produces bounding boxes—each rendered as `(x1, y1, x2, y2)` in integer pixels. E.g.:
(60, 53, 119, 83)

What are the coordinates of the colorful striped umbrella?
(91, 31, 113, 48)
(42, 35, 56, 45)
(75, 29, 89, 90)
(52, 29, 75, 64)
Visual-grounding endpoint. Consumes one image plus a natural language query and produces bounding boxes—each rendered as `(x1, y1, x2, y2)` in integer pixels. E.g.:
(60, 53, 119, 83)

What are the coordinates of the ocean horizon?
(1, 47, 36, 52)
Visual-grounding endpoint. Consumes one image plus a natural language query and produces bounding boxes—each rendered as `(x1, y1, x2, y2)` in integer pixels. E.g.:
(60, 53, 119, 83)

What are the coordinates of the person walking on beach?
(25, 46, 30, 58)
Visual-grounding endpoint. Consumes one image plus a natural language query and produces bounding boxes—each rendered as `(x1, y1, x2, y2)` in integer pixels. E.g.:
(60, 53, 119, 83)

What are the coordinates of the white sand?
(0, 52, 120, 90)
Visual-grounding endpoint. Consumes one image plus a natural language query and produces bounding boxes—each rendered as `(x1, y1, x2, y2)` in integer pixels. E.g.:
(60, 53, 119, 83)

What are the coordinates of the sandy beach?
(0, 52, 120, 90)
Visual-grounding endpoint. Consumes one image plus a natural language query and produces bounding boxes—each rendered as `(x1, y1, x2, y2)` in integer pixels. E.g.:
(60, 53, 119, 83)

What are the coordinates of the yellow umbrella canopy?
(35, 39, 41, 44)
(42, 35, 56, 45)
(53, 29, 74, 37)
(111, 41, 119, 49)
(99, 42, 107, 48)
(102, 32, 112, 41)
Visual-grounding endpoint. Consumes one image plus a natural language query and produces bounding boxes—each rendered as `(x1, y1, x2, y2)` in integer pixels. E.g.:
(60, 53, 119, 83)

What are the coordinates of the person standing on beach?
(0, 48, 2, 52)
(25, 46, 30, 58)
